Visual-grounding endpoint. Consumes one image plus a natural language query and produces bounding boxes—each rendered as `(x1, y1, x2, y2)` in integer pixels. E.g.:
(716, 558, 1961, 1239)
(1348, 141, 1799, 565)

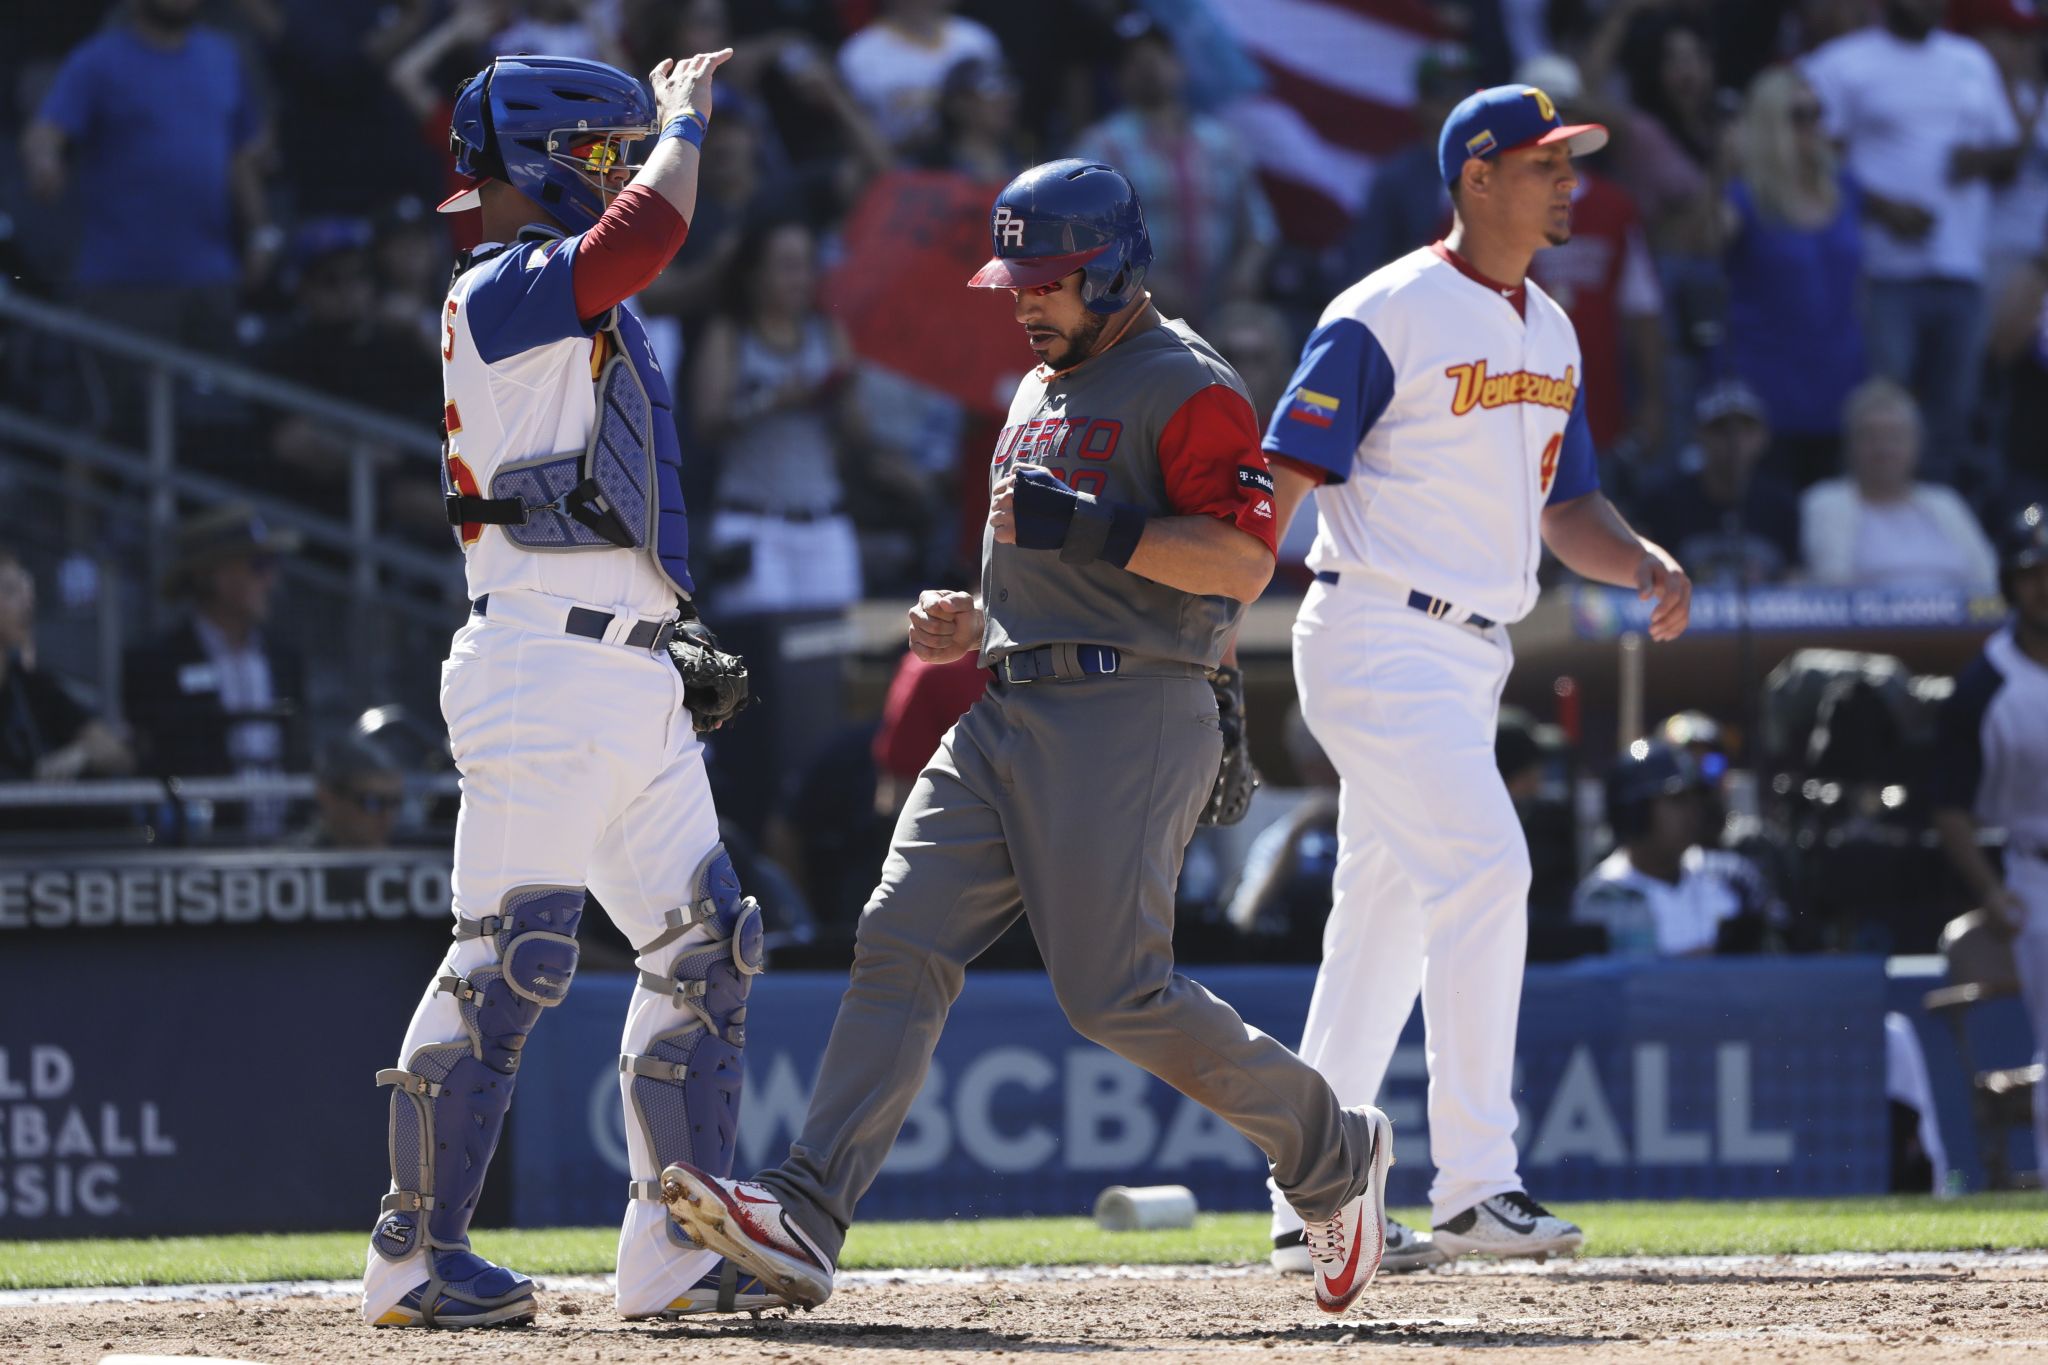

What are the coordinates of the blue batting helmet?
(438, 55, 655, 232)
(1604, 741, 1704, 842)
(966, 159, 1152, 315)
(1999, 501, 2047, 598)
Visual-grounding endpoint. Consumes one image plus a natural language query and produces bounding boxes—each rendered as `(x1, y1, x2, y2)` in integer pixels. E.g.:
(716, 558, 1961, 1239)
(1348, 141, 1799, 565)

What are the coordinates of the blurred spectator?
(1802, 379, 2000, 590)
(1223, 706, 1340, 958)
(1990, 254, 2048, 495)
(837, 0, 1002, 150)
(914, 57, 1028, 182)
(1958, 0, 2048, 296)
(0, 550, 132, 783)
(1573, 742, 1781, 957)
(491, 0, 628, 67)
(123, 505, 307, 837)
(641, 117, 776, 324)
(1582, 5, 1723, 258)
(1929, 502, 2048, 1175)
(20, 0, 274, 351)
(691, 220, 870, 615)
(1070, 17, 1276, 325)
(1339, 44, 1472, 281)
(258, 219, 445, 542)
(1522, 55, 1667, 462)
(1209, 301, 1296, 428)
(1498, 705, 1580, 932)
(1721, 66, 1869, 487)
(1635, 380, 1802, 586)
(1802, 0, 2022, 478)
(292, 725, 407, 851)
(371, 197, 451, 352)
(871, 650, 988, 814)
(384, 0, 501, 230)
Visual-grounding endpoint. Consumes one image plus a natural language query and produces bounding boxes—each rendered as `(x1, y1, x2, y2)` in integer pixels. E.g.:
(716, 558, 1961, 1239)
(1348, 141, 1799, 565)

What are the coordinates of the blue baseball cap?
(1438, 84, 1608, 188)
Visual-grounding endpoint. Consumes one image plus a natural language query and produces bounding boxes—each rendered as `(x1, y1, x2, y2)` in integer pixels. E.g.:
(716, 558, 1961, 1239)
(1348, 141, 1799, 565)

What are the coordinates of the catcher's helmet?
(1604, 741, 1703, 842)
(966, 159, 1152, 315)
(439, 55, 655, 232)
(1998, 502, 2047, 598)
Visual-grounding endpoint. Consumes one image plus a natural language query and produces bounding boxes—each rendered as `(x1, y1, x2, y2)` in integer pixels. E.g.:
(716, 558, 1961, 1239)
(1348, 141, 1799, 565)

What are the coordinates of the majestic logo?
(1523, 87, 1557, 123)
(993, 205, 1026, 249)
(1251, 498, 1273, 520)
(1444, 361, 1577, 418)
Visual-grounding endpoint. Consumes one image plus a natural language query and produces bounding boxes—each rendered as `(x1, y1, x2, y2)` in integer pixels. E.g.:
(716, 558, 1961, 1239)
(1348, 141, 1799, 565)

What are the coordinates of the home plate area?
(4, 1253, 2047, 1364)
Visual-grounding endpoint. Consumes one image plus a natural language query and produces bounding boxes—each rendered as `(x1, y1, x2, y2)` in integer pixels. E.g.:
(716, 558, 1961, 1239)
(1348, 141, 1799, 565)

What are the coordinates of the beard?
(1543, 225, 1572, 247)
(1042, 309, 1109, 370)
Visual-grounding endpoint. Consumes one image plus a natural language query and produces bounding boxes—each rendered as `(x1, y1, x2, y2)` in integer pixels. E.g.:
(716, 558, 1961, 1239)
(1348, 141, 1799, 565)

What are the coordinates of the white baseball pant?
(361, 592, 725, 1321)
(1273, 575, 1531, 1235)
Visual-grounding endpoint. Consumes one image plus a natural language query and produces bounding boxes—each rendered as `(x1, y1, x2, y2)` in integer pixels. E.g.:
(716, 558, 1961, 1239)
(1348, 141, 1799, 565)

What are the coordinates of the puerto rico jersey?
(1263, 243, 1597, 626)
(980, 318, 1278, 669)
(441, 224, 692, 617)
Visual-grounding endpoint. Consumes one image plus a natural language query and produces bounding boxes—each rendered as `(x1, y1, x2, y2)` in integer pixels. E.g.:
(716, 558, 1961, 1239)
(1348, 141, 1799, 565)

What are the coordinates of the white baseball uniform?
(362, 226, 726, 1321)
(1263, 242, 1598, 1229)
(1934, 623, 2048, 1175)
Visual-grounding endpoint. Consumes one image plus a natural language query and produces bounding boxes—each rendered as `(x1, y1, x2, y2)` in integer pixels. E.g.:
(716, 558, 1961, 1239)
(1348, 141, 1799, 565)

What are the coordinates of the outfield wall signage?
(510, 958, 1891, 1225)
(0, 849, 452, 932)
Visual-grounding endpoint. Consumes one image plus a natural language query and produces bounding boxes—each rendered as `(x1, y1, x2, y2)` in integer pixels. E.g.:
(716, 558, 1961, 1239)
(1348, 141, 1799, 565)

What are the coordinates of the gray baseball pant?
(757, 670, 1379, 1261)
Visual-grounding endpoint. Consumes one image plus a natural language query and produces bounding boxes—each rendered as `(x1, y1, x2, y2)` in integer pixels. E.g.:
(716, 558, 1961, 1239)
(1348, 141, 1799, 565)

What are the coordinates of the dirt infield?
(7, 1254, 2048, 1363)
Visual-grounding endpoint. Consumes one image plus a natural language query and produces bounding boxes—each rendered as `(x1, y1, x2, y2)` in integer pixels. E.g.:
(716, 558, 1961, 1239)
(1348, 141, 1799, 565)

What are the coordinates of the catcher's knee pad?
(622, 844, 764, 1208)
(373, 885, 584, 1262)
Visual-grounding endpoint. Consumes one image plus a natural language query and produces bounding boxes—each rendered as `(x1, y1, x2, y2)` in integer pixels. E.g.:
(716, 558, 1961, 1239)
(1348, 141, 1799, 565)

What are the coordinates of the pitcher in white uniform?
(1260, 84, 1693, 1271)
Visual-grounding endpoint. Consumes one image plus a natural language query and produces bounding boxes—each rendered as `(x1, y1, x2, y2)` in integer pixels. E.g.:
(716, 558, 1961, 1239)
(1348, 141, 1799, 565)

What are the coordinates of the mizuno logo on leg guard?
(624, 845, 766, 1216)
(374, 885, 584, 1263)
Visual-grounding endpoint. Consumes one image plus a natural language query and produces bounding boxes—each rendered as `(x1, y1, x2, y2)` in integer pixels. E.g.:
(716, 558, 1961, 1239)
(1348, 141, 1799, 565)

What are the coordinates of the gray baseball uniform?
(755, 318, 1379, 1259)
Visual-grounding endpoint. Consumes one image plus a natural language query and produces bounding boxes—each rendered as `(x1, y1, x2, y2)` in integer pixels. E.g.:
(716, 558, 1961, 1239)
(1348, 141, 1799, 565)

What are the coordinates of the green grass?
(4, 1196, 2045, 1291)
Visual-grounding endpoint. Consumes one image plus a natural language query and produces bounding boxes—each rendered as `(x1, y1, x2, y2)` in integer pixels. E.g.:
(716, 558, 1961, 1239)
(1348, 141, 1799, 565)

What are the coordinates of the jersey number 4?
(1538, 432, 1562, 498)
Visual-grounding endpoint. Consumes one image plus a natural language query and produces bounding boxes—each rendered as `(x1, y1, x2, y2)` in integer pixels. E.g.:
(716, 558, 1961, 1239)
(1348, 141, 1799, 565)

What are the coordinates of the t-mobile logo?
(994, 207, 1025, 248)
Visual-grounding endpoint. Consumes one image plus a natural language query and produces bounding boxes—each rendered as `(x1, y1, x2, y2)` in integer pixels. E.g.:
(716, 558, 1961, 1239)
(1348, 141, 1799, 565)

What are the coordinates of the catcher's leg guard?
(625, 844, 764, 1199)
(369, 885, 583, 1327)
(617, 844, 765, 1316)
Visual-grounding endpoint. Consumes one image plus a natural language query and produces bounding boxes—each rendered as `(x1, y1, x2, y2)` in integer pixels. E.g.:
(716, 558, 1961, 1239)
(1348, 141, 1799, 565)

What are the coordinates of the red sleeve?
(871, 653, 990, 781)
(571, 184, 689, 319)
(1156, 384, 1279, 554)
(1267, 452, 1331, 486)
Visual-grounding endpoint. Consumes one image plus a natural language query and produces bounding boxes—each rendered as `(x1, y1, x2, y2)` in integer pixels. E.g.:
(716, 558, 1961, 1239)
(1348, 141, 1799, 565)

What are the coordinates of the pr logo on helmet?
(993, 206, 1025, 249)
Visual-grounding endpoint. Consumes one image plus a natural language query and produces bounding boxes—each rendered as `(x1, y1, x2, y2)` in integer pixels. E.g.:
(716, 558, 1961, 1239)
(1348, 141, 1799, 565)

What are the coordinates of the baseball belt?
(993, 643, 1208, 686)
(471, 588, 677, 653)
(1312, 570, 1498, 632)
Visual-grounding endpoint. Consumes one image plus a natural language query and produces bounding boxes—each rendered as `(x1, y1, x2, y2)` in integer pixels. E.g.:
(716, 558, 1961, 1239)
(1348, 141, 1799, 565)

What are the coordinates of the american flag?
(1211, 0, 1448, 248)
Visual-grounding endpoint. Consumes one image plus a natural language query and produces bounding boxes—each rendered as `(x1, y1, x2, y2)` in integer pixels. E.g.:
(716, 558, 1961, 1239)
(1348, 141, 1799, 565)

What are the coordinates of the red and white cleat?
(1303, 1105, 1393, 1315)
(659, 1163, 836, 1310)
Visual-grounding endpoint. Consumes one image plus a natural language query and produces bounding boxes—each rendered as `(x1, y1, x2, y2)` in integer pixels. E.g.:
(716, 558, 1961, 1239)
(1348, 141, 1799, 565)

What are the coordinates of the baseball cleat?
(659, 1163, 836, 1309)
(1431, 1191, 1583, 1261)
(623, 1259, 790, 1319)
(1302, 1104, 1394, 1314)
(1274, 1215, 1446, 1275)
(368, 1249, 538, 1329)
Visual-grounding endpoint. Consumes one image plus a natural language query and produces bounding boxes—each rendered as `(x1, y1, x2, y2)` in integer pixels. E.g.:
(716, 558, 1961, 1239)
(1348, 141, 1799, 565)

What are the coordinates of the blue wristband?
(661, 112, 707, 148)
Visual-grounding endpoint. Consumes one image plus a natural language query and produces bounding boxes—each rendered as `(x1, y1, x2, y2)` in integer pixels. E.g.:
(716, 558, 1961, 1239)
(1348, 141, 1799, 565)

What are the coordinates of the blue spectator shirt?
(1723, 175, 1868, 438)
(37, 25, 259, 289)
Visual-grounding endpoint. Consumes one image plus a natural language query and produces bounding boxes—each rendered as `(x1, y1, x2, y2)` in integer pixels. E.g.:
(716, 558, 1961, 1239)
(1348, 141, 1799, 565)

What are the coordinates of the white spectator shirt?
(1988, 80, 2048, 273)
(1572, 847, 1771, 958)
(1802, 28, 2020, 282)
(836, 16, 1001, 147)
(1852, 499, 1988, 590)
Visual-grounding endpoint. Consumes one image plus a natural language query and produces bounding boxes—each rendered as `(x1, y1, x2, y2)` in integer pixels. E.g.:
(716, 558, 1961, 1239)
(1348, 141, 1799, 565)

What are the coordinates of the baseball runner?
(1258, 85, 1693, 1273)
(660, 160, 1394, 1316)
(361, 51, 771, 1328)
(1932, 503, 2048, 1177)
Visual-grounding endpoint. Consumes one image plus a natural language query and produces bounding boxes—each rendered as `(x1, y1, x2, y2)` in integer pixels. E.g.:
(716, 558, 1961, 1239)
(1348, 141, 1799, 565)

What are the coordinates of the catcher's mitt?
(1200, 663, 1259, 826)
(667, 618, 752, 733)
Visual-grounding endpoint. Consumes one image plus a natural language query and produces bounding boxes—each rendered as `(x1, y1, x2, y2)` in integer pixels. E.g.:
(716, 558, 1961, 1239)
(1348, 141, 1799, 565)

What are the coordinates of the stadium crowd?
(0, 0, 2044, 977)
